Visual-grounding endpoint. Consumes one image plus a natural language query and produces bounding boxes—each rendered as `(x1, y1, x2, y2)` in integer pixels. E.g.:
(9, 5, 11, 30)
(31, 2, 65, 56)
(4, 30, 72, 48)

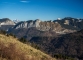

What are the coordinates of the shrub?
(19, 37, 27, 43)
(0, 30, 6, 35)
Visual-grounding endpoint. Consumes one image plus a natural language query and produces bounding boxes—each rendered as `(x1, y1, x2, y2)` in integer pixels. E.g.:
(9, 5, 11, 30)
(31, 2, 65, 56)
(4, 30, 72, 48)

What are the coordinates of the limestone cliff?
(13, 18, 81, 34)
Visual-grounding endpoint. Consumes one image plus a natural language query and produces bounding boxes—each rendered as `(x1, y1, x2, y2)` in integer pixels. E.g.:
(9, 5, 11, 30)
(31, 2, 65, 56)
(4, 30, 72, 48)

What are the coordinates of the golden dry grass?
(0, 34, 56, 60)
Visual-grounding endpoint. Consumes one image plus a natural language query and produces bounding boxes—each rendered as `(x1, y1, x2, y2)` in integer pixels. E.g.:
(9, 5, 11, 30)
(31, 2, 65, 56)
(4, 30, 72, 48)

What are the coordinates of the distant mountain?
(11, 17, 83, 33)
(30, 29, 83, 60)
(7, 17, 83, 40)
(0, 18, 15, 25)
(53, 17, 83, 30)
(13, 19, 20, 24)
(1, 17, 83, 40)
(12, 18, 80, 34)
(0, 18, 15, 31)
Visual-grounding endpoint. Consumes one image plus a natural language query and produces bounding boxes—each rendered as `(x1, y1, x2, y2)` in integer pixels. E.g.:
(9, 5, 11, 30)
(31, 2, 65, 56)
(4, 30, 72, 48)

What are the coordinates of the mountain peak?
(0, 18, 15, 25)
(0, 18, 11, 22)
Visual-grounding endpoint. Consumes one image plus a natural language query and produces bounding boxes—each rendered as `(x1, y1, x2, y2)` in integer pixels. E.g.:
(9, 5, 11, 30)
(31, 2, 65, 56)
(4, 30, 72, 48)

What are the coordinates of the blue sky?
(0, 0, 83, 21)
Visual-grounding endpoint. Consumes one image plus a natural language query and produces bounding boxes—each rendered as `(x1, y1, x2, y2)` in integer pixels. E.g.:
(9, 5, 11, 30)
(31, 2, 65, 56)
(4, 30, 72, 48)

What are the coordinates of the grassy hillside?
(0, 34, 56, 60)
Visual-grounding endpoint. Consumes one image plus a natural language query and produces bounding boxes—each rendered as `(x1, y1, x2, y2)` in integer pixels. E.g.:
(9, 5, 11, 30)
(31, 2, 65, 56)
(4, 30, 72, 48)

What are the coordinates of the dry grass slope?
(0, 34, 56, 60)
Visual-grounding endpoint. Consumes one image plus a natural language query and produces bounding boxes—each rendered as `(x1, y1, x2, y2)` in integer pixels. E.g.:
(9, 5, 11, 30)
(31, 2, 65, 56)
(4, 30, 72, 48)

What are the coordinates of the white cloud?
(20, 1, 30, 3)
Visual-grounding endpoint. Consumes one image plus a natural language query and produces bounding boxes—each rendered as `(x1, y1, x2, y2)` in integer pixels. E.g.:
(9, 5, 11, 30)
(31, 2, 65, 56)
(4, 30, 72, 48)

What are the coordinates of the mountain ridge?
(11, 17, 83, 33)
(6, 17, 83, 40)
(0, 17, 83, 40)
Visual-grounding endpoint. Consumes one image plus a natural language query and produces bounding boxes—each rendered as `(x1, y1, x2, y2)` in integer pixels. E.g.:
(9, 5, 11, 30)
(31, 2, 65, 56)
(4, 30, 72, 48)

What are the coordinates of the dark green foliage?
(6, 33, 16, 38)
(30, 42, 40, 50)
(6, 34, 10, 37)
(8, 33, 14, 36)
(0, 30, 16, 38)
(19, 37, 27, 43)
(8, 33, 16, 38)
(0, 30, 6, 34)
(53, 54, 75, 60)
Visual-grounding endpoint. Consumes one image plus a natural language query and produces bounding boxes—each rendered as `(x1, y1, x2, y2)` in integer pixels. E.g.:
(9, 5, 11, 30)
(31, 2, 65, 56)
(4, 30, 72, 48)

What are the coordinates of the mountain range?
(0, 17, 83, 39)
(0, 17, 83, 60)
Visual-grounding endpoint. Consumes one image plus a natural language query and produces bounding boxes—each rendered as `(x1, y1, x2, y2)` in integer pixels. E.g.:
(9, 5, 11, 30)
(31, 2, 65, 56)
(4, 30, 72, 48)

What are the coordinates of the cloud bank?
(20, 0, 30, 3)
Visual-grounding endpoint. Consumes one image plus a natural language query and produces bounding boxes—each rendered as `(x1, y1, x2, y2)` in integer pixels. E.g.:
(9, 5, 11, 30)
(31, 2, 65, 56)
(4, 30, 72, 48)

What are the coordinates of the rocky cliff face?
(14, 19, 41, 29)
(14, 20, 68, 34)
(7, 17, 83, 40)
(13, 17, 83, 34)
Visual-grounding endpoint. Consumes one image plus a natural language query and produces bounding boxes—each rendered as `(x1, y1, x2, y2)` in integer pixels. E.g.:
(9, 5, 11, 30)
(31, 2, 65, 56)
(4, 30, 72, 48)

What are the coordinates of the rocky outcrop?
(0, 18, 15, 25)
(14, 19, 41, 29)
(14, 20, 72, 34)
(0, 18, 15, 31)
(7, 17, 83, 40)
(13, 17, 83, 34)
